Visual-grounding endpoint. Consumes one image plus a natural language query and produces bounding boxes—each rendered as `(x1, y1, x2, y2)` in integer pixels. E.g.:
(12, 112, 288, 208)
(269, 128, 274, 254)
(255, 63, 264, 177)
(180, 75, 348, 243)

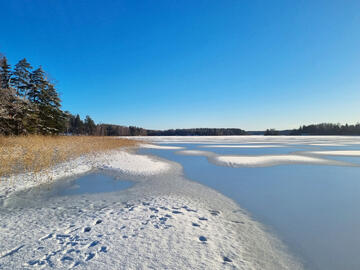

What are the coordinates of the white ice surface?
(130, 135, 360, 146)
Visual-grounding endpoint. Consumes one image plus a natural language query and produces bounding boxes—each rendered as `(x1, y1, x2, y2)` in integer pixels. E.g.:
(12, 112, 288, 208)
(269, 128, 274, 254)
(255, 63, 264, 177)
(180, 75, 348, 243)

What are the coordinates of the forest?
(0, 54, 126, 136)
(289, 123, 360, 135)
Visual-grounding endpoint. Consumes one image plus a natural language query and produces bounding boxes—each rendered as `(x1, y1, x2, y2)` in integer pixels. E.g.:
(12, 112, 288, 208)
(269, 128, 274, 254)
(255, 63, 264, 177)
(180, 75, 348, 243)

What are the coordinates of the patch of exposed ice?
(0, 149, 170, 198)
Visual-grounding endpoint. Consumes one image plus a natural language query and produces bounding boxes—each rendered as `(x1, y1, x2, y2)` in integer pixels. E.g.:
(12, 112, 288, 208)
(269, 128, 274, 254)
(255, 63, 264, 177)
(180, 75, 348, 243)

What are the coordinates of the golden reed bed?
(0, 136, 138, 178)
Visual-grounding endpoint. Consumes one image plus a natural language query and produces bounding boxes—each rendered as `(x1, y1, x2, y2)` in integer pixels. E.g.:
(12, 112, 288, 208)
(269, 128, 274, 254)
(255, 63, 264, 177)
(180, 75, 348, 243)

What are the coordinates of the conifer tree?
(27, 67, 66, 134)
(38, 81, 66, 134)
(11, 58, 32, 97)
(84, 115, 96, 135)
(0, 56, 11, 89)
(74, 114, 83, 134)
(28, 67, 47, 104)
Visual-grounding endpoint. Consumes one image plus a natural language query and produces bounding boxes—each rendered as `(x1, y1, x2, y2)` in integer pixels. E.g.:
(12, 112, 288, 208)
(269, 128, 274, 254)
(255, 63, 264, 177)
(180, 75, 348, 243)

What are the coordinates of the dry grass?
(0, 136, 138, 178)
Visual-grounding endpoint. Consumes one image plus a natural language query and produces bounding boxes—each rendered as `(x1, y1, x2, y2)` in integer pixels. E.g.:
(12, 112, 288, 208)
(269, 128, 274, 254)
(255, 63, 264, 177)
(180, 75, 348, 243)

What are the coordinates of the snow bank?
(176, 150, 357, 167)
(0, 149, 170, 198)
(177, 150, 215, 156)
(306, 150, 360, 156)
(139, 143, 184, 150)
(201, 144, 284, 148)
(213, 154, 353, 167)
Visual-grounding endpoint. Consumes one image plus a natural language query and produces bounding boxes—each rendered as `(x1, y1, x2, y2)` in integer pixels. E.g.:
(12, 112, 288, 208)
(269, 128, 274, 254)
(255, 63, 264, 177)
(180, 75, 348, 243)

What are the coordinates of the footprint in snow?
(95, 219, 102, 225)
(199, 236, 207, 242)
(209, 210, 220, 216)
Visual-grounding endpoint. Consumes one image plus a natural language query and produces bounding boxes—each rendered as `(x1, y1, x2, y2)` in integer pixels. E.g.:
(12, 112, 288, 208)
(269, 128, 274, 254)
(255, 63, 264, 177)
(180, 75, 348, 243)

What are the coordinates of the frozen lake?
(2, 136, 360, 269)
(139, 137, 360, 270)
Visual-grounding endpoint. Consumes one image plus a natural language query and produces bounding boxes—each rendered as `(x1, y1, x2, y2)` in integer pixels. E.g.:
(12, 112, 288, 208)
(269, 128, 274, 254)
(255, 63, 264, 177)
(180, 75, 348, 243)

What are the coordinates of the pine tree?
(0, 56, 11, 89)
(28, 67, 47, 104)
(38, 80, 66, 134)
(11, 58, 32, 97)
(0, 87, 34, 135)
(27, 67, 66, 134)
(74, 114, 83, 134)
(84, 115, 96, 135)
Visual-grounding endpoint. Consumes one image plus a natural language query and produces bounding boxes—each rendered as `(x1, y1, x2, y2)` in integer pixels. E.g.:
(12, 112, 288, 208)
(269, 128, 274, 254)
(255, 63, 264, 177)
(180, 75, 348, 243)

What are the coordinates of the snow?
(306, 150, 360, 156)
(139, 143, 184, 150)
(0, 191, 302, 270)
(176, 150, 357, 168)
(201, 144, 284, 148)
(0, 143, 303, 269)
(213, 154, 354, 167)
(177, 150, 215, 156)
(130, 135, 360, 146)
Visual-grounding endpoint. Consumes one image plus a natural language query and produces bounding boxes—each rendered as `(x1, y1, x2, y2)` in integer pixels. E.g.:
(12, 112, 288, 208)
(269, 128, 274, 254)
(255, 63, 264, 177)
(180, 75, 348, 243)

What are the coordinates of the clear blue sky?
(1, 0, 360, 130)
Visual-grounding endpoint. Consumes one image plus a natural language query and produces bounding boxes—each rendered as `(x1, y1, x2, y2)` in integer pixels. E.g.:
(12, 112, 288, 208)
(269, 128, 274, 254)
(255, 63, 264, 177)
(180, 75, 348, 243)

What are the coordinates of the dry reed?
(0, 136, 138, 178)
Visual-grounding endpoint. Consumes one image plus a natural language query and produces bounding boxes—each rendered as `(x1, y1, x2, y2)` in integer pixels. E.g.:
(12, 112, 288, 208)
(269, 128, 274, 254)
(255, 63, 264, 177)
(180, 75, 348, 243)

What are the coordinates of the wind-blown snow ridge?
(139, 143, 184, 150)
(201, 144, 284, 148)
(176, 150, 357, 167)
(213, 154, 354, 167)
(305, 150, 360, 156)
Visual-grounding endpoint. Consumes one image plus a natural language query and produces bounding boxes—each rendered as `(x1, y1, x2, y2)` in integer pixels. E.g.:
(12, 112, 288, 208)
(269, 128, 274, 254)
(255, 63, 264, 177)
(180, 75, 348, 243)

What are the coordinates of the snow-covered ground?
(0, 143, 304, 270)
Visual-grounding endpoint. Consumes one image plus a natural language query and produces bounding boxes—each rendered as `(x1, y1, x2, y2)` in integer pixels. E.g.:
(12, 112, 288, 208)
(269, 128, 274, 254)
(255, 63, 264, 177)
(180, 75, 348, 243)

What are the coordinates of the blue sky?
(1, 0, 360, 130)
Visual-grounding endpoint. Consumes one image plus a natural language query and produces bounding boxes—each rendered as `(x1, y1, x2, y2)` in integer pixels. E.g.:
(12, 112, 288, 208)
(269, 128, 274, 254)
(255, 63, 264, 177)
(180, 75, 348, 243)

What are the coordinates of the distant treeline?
(67, 122, 246, 136)
(67, 117, 147, 136)
(147, 128, 246, 136)
(289, 123, 360, 135)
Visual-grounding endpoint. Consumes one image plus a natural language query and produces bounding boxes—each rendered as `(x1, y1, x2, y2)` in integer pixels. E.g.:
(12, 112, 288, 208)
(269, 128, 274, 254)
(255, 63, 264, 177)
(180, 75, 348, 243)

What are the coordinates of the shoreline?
(0, 144, 303, 269)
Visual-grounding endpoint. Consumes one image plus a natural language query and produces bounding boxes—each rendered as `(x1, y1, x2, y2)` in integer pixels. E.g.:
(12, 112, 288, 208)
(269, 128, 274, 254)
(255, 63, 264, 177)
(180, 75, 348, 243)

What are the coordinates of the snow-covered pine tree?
(28, 67, 46, 104)
(38, 81, 66, 134)
(11, 58, 32, 97)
